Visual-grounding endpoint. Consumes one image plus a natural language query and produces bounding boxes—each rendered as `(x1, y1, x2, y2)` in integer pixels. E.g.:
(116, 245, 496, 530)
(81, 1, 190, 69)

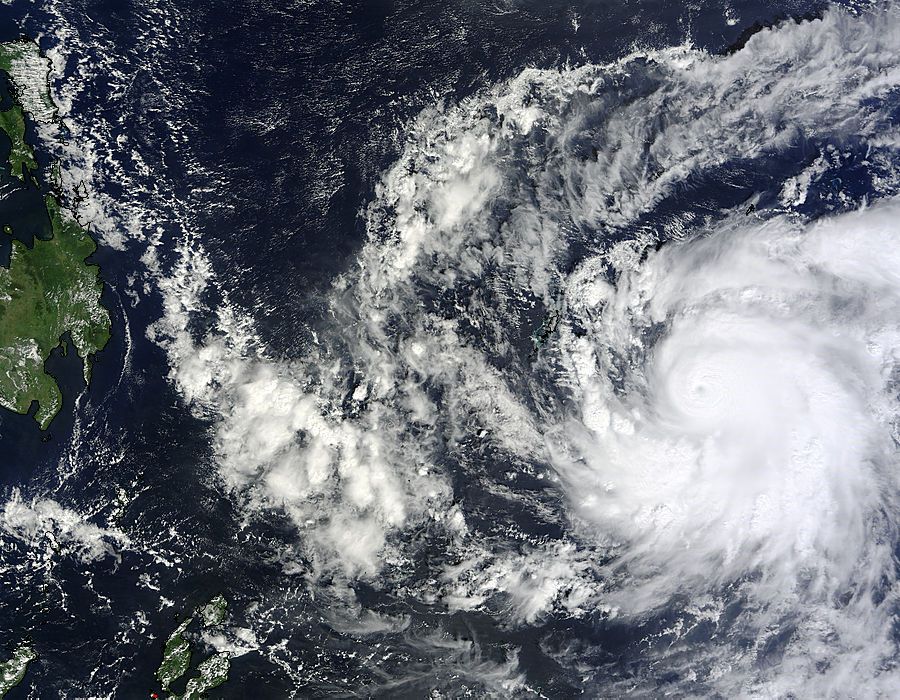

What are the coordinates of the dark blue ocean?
(0, 0, 897, 697)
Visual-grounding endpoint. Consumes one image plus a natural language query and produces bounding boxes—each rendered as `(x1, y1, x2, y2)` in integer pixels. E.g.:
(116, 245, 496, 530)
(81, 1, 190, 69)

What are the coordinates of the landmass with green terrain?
(157, 595, 231, 699)
(0, 643, 35, 698)
(0, 40, 57, 121)
(0, 39, 110, 429)
(0, 103, 36, 180)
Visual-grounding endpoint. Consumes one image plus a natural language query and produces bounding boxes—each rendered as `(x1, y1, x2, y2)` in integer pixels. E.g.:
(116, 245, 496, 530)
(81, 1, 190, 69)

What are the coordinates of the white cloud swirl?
(550, 201, 900, 694)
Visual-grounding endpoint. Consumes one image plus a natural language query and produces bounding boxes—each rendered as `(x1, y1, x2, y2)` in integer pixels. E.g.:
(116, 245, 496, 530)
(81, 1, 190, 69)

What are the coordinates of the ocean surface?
(0, 0, 898, 697)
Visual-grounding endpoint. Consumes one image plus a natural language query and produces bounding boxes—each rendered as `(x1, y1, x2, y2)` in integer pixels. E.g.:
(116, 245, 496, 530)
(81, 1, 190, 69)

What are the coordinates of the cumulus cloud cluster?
(1, 489, 128, 564)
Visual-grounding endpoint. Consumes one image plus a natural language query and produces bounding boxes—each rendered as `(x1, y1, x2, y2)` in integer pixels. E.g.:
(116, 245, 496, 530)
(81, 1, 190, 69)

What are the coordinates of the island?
(0, 643, 35, 697)
(156, 595, 232, 699)
(0, 39, 111, 430)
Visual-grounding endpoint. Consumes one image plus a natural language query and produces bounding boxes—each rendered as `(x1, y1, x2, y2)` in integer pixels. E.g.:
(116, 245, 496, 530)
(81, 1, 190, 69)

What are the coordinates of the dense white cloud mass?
(135, 3, 900, 695)
(550, 201, 900, 694)
(1, 489, 129, 564)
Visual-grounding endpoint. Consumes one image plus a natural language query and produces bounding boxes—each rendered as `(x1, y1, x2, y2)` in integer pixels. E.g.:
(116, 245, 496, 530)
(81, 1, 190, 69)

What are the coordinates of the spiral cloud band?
(551, 202, 900, 694)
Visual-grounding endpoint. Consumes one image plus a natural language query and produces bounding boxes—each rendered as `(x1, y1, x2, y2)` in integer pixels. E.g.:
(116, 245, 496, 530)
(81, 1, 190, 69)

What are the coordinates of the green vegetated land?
(0, 40, 110, 429)
(0, 104, 36, 179)
(0, 643, 35, 698)
(157, 595, 231, 699)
